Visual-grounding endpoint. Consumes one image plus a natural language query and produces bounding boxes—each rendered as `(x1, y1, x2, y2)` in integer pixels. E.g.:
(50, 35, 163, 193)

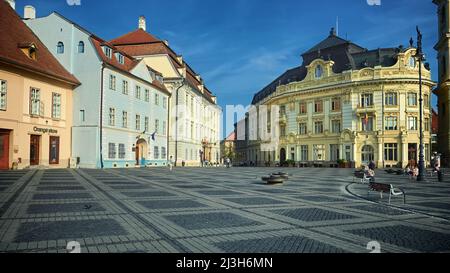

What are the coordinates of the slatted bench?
(368, 182, 406, 204)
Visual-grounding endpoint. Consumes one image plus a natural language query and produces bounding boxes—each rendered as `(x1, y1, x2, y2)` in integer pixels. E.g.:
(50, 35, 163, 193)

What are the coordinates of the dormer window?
(315, 65, 323, 79)
(104, 47, 112, 59)
(57, 42, 64, 54)
(117, 53, 124, 65)
(409, 56, 416, 68)
(18, 43, 37, 60)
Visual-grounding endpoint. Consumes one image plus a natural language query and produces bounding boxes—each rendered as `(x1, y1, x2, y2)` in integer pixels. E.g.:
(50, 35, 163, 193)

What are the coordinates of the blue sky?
(16, 0, 438, 138)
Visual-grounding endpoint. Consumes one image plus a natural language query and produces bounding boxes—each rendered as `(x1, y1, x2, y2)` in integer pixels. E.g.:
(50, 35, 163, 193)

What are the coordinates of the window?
(360, 94, 373, 107)
(162, 121, 166, 135)
(361, 115, 374, 131)
(280, 125, 286, 137)
(314, 121, 323, 134)
(122, 111, 128, 128)
(425, 118, 430, 131)
(155, 93, 159, 105)
(331, 98, 341, 111)
(385, 116, 398, 130)
(154, 146, 160, 159)
(385, 92, 397, 106)
(155, 119, 159, 134)
(30, 88, 42, 116)
(144, 89, 149, 102)
(108, 143, 116, 159)
(52, 93, 61, 119)
(313, 145, 325, 161)
(118, 144, 126, 159)
(300, 145, 308, 161)
(135, 86, 141, 99)
(109, 108, 115, 126)
(135, 115, 141, 131)
(49, 136, 60, 164)
(104, 47, 112, 58)
(384, 143, 398, 161)
(330, 144, 340, 161)
(331, 120, 341, 133)
(161, 147, 167, 159)
(163, 97, 167, 109)
(314, 100, 323, 113)
(0, 80, 7, 110)
(78, 41, 85, 53)
(361, 145, 374, 162)
(315, 65, 323, 79)
(409, 56, 416, 68)
(298, 123, 307, 135)
(122, 80, 128, 95)
(280, 105, 286, 116)
(117, 53, 124, 65)
(109, 75, 116, 90)
(408, 93, 417, 106)
(145, 116, 149, 132)
(299, 102, 307, 114)
(424, 94, 429, 109)
(408, 116, 418, 130)
(79, 110, 85, 122)
(57, 42, 64, 54)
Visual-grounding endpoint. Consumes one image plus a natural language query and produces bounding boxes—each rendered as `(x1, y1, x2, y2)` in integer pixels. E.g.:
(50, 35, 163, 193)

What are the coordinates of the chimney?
(24, 5, 36, 20)
(138, 16, 146, 31)
(6, 0, 15, 10)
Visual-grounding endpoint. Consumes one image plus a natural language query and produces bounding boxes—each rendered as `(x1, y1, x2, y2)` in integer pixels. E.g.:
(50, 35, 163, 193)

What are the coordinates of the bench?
(368, 182, 405, 204)
(353, 171, 373, 183)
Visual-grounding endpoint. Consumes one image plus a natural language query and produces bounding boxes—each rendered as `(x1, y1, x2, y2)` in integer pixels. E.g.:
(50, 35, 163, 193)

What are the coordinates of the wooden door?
(30, 135, 40, 166)
(135, 146, 140, 165)
(0, 132, 9, 170)
(49, 136, 60, 165)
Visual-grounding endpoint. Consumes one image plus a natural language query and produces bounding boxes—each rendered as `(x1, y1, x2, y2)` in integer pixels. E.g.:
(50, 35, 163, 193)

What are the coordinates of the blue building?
(25, 12, 170, 168)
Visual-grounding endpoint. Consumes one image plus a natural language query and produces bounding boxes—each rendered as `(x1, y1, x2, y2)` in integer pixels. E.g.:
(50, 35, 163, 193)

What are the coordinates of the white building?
(110, 17, 222, 166)
(25, 12, 170, 168)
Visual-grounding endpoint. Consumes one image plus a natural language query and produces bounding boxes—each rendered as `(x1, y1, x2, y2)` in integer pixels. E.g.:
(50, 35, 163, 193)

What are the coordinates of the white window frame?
(52, 93, 61, 119)
(0, 80, 7, 110)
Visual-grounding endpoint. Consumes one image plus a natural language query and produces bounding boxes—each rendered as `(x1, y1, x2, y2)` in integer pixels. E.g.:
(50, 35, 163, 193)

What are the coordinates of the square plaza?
(0, 167, 449, 253)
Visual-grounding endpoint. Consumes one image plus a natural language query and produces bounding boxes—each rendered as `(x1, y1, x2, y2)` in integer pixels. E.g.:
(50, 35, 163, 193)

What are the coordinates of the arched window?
(78, 41, 85, 53)
(315, 65, 323, 79)
(409, 56, 415, 68)
(57, 42, 64, 54)
(361, 145, 374, 163)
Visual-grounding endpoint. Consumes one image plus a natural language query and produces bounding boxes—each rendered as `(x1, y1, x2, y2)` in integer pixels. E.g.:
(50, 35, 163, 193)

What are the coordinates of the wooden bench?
(353, 171, 373, 183)
(368, 182, 406, 204)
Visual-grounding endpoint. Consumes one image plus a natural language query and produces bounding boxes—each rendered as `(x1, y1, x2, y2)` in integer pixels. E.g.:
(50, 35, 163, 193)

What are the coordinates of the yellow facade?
(0, 64, 74, 169)
(240, 46, 435, 168)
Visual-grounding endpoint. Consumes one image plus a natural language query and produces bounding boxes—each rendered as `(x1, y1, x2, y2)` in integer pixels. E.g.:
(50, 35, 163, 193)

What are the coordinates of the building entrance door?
(280, 148, 286, 163)
(30, 135, 40, 166)
(0, 131, 10, 170)
(49, 136, 60, 165)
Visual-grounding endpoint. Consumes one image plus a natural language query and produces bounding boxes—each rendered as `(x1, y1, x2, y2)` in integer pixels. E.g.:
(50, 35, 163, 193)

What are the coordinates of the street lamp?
(415, 26, 426, 182)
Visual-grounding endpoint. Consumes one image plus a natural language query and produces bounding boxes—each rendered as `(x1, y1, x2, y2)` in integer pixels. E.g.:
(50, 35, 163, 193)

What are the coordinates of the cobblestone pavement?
(0, 167, 449, 253)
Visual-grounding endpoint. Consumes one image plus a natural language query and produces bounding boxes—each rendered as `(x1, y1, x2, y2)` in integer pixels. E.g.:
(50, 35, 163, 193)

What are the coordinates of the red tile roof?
(225, 132, 236, 141)
(109, 29, 161, 46)
(90, 36, 139, 72)
(0, 1, 79, 85)
(110, 29, 216, 103)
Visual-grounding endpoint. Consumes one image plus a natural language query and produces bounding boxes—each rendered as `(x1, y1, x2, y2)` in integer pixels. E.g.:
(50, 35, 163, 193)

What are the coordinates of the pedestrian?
(168, 156, 173, 171)
(368, 160, 375, 171)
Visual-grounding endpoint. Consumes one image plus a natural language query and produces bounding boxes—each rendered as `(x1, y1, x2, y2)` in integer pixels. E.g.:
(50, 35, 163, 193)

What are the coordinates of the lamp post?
(415, 26, 426, 182)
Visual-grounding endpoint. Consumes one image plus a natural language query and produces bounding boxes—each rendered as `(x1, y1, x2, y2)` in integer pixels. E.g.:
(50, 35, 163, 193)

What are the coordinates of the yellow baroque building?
(238, 28, 435, 169)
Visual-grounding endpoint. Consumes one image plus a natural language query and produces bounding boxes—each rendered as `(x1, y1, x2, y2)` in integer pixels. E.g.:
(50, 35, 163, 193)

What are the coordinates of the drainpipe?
(99, 65, 105, 169)
(174, 78, 186, 167)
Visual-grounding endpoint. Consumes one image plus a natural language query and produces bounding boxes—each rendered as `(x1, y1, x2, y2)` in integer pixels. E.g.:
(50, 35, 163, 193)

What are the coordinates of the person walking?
(168, 156, 174, 171)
